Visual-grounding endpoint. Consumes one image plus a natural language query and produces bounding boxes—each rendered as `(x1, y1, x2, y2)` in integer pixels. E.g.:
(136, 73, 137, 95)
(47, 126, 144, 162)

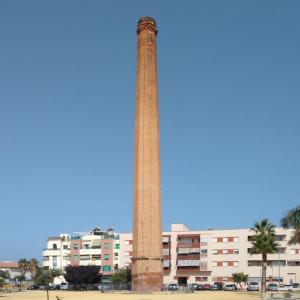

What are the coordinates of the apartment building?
(43, 224, 300, 285)
(118, 224, 300, 285)
(42, 227, 120, 279)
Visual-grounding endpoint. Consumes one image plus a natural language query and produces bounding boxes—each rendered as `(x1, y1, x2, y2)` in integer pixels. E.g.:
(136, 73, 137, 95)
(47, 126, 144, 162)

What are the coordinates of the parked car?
(49, 284, 61, 290)
(292, 283, 300, 291)
(191, 283, 198, 290)
(195, 284, 205, 291)
(223, 284, 237, 291)
(247, 282, 260, 291)
(27, 284, 39, 290)
(60, 282, 69, 290)
(212, 282, 223, 290)
(278, 284, 293, 291)
(267, 283, 278, 291)
(203, 283, 212, 290)
(167, 284, 178, 291)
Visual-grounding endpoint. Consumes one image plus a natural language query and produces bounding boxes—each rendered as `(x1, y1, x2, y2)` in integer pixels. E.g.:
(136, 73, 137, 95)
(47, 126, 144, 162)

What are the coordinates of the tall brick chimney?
(132, 17, 163, 292)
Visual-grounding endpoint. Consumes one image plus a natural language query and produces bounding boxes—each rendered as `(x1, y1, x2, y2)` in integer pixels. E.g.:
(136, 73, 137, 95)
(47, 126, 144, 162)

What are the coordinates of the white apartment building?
(118, 224, 300, 285)
(43, 227, 120, 279)
(43, 224, 300, 285)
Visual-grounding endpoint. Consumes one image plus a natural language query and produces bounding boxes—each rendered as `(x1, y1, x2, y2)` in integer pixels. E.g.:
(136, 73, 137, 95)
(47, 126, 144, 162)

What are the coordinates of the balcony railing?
(177, 260, 200, 267)
(162, 236, 170, 243)
(163, 260, 170, 268)
(177, 243, 200, 248)
(177, 247, 200, 254)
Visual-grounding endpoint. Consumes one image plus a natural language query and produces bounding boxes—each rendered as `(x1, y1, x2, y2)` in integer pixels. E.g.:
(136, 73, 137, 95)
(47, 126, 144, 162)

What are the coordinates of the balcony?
(177, 260, 200, 267)
(177, 234, 200, 239)
(177, 243, 200, 248)
(163, 260, 170, 268)
(162, 236, 170, 243)
(177, 254, 200, 260)
(287, 260, 300, 266)
(177, 247, 200, 254)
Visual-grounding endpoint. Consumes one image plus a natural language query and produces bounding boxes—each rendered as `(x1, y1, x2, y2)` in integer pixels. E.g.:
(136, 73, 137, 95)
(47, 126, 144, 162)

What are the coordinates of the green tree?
(18, 258, 29, 276)
(64, 265, 101, 287)
(28, 258, 39, 279)
(281, 206, 300, 245)
(232, 272, 248, 289)
(15, 274, 26, 284)
(34, 268, 62, 300)
(0, 270, 10, 289)
(249, 219, 279, 293)
(110, 267, 131, 284)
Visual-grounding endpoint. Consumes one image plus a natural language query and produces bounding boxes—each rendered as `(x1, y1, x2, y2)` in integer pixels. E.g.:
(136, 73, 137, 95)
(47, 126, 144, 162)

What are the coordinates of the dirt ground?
(0, 290, 264, 300)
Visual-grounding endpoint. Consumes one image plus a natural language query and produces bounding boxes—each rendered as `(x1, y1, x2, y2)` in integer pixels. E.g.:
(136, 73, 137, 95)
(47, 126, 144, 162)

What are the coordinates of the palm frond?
(281, 206, 300, 229)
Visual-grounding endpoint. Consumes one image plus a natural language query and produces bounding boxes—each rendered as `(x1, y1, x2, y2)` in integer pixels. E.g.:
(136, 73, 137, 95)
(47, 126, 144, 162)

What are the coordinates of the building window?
(275, 235, 286, 241)
(73, 255, 78, 262)
(233, 237, 239, 242)
(201, 249, 208, 254)
(234, 249, 239, 254)
(63, 245, 68, 250)
(53, 244, 57, 250)
(125, 240, 130, 245)
(223, 261, 228, 267)
(53, 256, 57, 268)
(234, 261, 239, 267)
(92, 255, 101, 260)
(114, 244, 120, 249)
(104, 254, 109, 260)
(103, 265, 111, 272)
(104, 243, 110, 249)
(73, 243, 78, 250)
(212, 249, 218, 255)
(223, 237, 228, 243)
(43, 256, 49, 261)
(223, 249, 228, 254)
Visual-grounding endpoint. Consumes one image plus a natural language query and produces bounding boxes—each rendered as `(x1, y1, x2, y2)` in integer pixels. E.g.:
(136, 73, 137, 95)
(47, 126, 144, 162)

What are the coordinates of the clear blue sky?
(0, 1, 299, 260)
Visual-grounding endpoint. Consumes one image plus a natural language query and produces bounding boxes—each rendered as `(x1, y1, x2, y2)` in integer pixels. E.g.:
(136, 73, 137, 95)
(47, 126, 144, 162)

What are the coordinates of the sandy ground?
(0, 290, 264, 300)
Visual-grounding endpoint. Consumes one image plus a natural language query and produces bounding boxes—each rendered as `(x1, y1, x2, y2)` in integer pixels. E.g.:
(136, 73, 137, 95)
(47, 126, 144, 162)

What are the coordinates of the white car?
(223, 284, 237, 291)
(247, 282, 260, 291)
(60, 282, 69, 290)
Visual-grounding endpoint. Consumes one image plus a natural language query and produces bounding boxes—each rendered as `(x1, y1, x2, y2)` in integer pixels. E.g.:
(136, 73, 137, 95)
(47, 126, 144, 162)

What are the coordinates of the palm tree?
(28, 258, 39, 279)
(249, 219, 279, 293)
(281, 205, 300, 244)
(18, 258, 29, 276)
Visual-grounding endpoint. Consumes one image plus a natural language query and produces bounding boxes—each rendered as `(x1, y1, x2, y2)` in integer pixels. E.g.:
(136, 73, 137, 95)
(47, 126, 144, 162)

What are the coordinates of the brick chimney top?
(137, 17, 158, 35)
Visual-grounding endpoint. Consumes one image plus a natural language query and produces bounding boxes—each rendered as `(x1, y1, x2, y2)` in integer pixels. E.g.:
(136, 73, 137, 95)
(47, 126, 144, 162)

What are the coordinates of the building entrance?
(178, 277, 188, 285)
